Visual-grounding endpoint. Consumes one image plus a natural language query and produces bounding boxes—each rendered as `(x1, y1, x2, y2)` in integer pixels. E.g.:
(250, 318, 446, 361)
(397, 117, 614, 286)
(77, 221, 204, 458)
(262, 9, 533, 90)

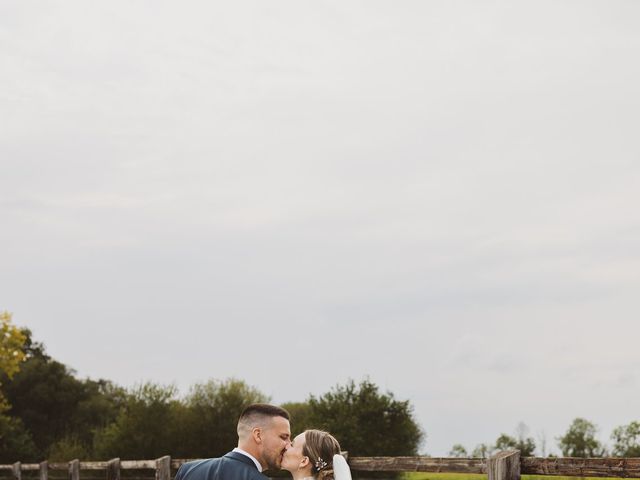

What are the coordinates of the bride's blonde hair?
(302, 429, 342, 480)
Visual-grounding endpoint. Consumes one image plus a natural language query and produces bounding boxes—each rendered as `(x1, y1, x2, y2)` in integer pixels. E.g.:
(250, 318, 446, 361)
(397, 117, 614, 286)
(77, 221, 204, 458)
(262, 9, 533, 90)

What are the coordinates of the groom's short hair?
(237, 403, 290, 435)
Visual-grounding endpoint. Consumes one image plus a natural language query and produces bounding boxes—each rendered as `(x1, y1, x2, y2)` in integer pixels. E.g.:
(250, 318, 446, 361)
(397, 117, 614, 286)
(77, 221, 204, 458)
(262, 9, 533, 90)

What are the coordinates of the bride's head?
(281, 429, 341, 479)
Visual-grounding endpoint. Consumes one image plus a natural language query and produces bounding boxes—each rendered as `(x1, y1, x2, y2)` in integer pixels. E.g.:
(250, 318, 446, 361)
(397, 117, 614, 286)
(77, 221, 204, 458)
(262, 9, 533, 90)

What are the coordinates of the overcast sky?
(2, 1, 640, 457)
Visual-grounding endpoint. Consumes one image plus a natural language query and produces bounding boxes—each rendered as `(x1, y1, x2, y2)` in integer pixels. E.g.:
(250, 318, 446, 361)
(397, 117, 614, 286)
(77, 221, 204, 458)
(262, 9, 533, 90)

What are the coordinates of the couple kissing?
(175, 403, 351, 480)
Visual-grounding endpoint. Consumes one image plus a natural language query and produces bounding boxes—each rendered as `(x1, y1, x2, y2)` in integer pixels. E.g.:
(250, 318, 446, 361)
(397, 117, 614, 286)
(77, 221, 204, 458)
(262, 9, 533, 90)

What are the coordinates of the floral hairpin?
(315, 457, 328, 471)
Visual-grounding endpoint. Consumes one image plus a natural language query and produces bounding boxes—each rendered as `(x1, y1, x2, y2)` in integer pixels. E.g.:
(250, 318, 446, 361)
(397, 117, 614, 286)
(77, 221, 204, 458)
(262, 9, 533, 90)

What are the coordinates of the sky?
(1, 1, 640, 457)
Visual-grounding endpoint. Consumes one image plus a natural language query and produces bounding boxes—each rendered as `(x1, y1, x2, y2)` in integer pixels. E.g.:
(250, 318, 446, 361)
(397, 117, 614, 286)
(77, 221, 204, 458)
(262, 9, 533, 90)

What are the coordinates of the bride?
(281, 429, 352, 480)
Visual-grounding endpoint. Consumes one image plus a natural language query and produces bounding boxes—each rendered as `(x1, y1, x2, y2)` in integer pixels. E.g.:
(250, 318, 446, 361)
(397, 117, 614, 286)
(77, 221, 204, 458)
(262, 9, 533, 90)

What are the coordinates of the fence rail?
(521, 457, 640, 478)
(348, 456, 487, 473)
(3, 452, 640, 480)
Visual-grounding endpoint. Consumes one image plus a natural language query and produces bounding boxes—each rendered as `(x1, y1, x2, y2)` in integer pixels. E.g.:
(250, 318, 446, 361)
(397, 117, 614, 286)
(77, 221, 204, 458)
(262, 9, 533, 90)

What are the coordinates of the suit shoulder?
(178, 458, 219, 470)
(175, 459, 221, 480)
(175, 455, 267, 480)
(242, 467, 268, 480)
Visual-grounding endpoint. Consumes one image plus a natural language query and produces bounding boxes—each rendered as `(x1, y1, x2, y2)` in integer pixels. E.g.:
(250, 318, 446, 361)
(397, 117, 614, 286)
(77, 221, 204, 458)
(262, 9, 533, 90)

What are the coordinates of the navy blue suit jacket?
(175, 452, 268, 480)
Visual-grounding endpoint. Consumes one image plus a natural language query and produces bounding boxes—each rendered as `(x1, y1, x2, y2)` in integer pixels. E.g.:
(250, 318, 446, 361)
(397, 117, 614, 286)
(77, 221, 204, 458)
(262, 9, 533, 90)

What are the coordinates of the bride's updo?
(302, 429, 342, 480)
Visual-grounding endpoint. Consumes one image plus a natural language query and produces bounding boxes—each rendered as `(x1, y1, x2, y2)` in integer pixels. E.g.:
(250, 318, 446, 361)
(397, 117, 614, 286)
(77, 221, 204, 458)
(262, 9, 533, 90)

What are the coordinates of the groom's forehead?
(265, 415, 290, 433)
(244, 413, 288, 429)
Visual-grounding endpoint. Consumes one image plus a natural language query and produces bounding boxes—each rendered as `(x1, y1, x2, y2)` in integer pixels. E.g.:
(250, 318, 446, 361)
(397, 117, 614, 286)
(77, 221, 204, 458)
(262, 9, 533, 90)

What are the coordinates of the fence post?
(107, 458, 120, 480)
(39, 461, 48, 480)
(69, 459, 80, 480)
(488, 450, 520, 480)
(155, 456, 171, 480)
(12, 462, 21, 480)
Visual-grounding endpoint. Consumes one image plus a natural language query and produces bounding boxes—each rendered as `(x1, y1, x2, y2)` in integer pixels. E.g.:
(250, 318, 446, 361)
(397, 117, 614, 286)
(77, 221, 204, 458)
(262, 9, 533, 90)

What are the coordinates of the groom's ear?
(252, 427, 262, 444)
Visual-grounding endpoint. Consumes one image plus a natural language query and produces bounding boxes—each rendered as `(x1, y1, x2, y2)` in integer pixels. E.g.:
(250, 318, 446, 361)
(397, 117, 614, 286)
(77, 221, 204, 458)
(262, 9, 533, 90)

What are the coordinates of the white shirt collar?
(232, 447, 263, 472)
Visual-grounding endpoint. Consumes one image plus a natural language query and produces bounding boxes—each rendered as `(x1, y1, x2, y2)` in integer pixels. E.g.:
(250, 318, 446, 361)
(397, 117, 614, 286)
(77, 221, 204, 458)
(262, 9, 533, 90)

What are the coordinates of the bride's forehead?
(294, 432, 306, 443)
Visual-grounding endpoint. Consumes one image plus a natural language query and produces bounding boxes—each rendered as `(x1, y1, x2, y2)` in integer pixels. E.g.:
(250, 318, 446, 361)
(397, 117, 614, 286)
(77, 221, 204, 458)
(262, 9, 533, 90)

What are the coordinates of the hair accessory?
(315, 457, 328, 471)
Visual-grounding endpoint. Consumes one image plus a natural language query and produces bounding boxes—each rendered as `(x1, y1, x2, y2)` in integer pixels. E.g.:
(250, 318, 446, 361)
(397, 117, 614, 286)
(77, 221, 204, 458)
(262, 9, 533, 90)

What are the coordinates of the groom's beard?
(264, 450, 285, 471)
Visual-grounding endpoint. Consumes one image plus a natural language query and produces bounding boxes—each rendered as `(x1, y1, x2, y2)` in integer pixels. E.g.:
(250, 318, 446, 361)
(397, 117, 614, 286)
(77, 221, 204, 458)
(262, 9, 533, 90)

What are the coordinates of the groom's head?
(237, 403, 291, 471)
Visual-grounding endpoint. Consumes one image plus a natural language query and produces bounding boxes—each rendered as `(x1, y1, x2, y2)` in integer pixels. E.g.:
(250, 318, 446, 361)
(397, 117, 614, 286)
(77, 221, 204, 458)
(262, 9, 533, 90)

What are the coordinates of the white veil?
(332, 454, 352, 480)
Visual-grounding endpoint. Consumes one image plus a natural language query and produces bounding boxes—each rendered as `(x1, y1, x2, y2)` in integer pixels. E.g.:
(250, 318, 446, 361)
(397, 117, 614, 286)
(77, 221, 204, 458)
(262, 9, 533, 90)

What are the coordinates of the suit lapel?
(224, 451, 260, 470)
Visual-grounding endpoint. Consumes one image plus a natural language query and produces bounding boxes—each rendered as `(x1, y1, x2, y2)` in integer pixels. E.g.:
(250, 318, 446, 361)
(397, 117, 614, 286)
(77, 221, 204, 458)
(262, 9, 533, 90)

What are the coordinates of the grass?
(402, 474, 619, 480)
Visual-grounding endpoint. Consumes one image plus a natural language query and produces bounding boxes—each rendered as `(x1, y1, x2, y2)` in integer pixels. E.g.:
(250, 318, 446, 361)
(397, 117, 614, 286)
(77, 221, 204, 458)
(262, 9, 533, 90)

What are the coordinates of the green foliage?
(516, 437, 536, 456)
(471, 443, 492, 458)
(492, 433, 535, 456)
(4, 354, 85, 452)
(0, 317, 35, 462)
(48, 435, 91, 462)
(280, 401, 315, 434)
(513, 422, 537, 456)
(93, 383, 180, 459)
(306, 379, 423, 456)
(1, 330, 124, 458)
(494, 433, 518, 451)
(175, 379, 268, 457)
(403, 474, 615, 480)
(3, 324, 436, 462)
(448, 444, 468, 457)
(493, 424, 536, 456)
(3, 328, 271, 461)
(557, 418, 605, 457)
(72, 380, 128, 444)
(0, 413, 38, 462)
(611, 421, 640, 457)
(93, 379, 268, 460)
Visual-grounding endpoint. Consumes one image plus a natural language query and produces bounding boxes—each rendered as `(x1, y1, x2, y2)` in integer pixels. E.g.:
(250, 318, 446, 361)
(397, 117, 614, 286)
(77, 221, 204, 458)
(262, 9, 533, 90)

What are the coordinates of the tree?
(280, 401, 314, 435)
(306, 379, 424, 456)
(449, 444, 468, 457)
(557, 418, 605, 457)
(93, 379, 267, 460)
(514, 422, 536, 456)
(0, 312, 27, 381)
(471, 443, 492, 458)
(495, 433, 518, 451)
(537, 430, 548, 457)
(491, 424, 536, 456)
(0, 413, 37, 462)
(515, 436, 536, 456)
(3, 352, 85, 452)
(0, 313, 35, 462)
(611, 421, 640, 457)
(491, 432, 535, 456)
(0, 312, 27, 411)
(1, 330, 124, 458)
(93, 383, 180, 459)
(175, 379, 268, 457)
(48, 435, 91, 462)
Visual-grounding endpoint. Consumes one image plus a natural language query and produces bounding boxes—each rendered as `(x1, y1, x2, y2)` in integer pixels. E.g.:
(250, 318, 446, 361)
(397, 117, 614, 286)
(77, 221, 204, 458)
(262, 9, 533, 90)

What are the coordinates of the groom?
(175, 403, 291, 480)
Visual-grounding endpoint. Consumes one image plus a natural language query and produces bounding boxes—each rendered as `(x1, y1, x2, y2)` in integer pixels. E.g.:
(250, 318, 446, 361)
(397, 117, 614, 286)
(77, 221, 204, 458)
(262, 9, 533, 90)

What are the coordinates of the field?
(402, 473, 616, 480)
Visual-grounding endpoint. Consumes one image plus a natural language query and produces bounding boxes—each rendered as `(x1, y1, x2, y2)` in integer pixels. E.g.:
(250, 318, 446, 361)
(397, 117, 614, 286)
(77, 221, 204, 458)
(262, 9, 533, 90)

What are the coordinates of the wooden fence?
(3, 452, 640, 480)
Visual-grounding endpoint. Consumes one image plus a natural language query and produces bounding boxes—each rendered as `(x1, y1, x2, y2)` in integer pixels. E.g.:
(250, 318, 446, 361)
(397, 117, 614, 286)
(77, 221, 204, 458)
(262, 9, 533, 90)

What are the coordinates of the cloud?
(2, 0, 640, 456)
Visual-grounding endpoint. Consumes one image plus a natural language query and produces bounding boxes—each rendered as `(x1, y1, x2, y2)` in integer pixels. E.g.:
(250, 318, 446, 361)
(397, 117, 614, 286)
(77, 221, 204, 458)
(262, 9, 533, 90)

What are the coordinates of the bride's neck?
(291, 473, 315, 480)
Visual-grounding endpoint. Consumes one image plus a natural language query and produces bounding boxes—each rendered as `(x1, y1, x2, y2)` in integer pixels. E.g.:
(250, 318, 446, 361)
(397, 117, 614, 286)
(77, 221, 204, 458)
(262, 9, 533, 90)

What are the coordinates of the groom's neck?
(236, 441, 263, 467)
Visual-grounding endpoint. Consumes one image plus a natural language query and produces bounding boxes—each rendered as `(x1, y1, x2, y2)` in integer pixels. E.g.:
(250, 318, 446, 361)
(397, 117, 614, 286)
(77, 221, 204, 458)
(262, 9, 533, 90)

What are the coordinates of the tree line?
(0, 312, 422, 462)
(2, 313, 640, 462)
(449, 419, 640, 459)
